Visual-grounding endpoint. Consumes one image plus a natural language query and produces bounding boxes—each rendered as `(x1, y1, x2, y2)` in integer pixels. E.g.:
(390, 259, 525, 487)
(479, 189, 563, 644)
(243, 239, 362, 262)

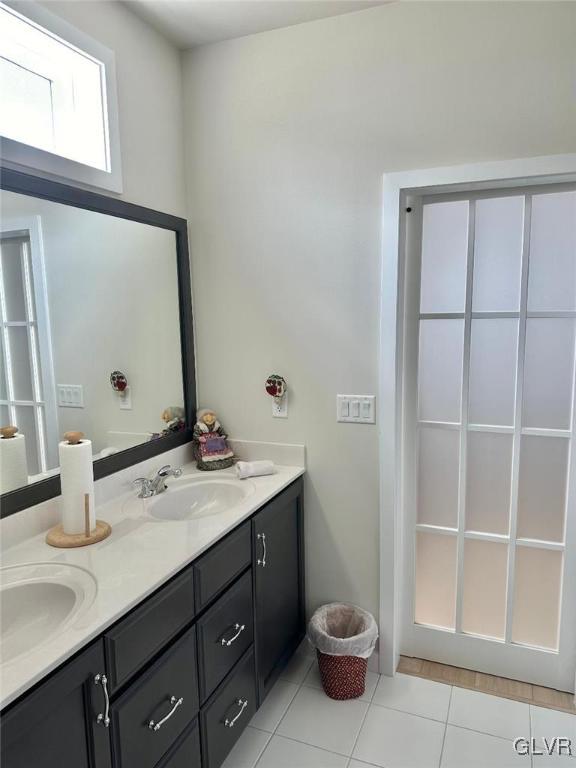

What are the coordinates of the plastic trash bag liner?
(308, 602, 378, 659)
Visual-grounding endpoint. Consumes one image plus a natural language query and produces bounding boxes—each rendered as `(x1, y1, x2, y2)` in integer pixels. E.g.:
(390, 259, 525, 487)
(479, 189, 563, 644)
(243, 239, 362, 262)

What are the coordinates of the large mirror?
(0, 170, 195, 516)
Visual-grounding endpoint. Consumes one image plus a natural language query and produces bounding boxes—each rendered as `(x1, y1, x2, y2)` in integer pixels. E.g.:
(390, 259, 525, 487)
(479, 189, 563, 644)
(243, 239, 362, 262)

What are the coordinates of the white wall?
(1, 192, 184, 458)
(182, 1, 576, 624)
(38, 0, 187, 217)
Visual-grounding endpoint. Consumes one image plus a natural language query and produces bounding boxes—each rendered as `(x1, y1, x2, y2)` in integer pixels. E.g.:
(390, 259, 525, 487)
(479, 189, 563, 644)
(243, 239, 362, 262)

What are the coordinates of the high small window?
(0, 2, 121, 191)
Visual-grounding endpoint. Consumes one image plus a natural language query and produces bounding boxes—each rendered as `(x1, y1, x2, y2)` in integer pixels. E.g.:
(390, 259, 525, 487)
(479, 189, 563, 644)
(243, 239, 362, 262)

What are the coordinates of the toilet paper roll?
(59, 439, 95, 535)
(235, 460, 275, 480)
(0, 433, 28, 493)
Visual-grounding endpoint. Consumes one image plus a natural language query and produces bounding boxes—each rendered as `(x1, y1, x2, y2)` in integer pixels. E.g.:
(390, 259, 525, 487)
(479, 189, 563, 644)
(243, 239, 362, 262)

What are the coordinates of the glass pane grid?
(414, 191, 573, 651)
(0, 233, 47, 474)
(420, 311, 576, 321)
(414, 525, 567, 550)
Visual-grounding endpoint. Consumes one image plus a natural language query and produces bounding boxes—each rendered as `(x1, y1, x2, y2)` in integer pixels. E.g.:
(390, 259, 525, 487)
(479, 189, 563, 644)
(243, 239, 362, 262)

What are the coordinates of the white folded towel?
(236, 460, 275, 479)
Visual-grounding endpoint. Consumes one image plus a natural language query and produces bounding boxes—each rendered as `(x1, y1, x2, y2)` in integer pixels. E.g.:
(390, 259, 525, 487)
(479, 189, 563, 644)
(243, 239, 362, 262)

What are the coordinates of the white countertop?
(0, 462, 304, 709)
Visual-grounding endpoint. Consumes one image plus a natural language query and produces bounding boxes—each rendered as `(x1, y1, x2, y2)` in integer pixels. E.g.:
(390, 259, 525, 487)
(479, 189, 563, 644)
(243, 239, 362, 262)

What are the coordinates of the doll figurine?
(161, 406, 186, 436)
(193, 408, 235, 471)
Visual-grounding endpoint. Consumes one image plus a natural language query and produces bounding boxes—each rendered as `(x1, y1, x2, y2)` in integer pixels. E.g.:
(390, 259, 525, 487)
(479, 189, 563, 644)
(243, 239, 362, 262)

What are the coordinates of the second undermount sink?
(0, 563, 97, 665)
(147, 474, 255, 521)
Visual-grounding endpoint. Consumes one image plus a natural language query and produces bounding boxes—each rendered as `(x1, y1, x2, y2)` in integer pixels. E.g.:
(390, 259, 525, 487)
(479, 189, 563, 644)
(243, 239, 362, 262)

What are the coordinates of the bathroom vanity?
(0, 170, 306, 768)
(1, 471, 305, 768)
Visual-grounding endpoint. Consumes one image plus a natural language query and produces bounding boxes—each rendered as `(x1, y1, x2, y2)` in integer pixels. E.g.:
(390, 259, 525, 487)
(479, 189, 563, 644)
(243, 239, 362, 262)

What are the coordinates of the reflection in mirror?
(0, 190, 185, 493)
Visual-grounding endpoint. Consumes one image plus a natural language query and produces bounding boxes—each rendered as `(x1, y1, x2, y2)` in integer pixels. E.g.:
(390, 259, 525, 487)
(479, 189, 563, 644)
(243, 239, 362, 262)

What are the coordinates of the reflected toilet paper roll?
(0, 427, 28, 493)
(59, 432, 95, 535)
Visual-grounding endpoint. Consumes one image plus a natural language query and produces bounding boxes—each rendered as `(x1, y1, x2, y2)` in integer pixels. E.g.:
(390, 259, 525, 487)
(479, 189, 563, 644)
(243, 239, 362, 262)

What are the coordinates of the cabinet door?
(1, 640, 112, 768)
(154, 719, 201, 768)
(253, 478, 305, 703)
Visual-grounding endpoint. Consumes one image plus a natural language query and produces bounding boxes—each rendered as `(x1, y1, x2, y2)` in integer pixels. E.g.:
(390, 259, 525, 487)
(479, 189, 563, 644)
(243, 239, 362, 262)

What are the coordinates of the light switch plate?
(337, 395, 375, 423)
(57, 384, 84, 408)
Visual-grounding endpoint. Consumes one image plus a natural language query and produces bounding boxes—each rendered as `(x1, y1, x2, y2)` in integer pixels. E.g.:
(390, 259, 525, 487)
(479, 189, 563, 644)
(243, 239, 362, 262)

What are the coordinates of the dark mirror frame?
(0, 169, 196, 518)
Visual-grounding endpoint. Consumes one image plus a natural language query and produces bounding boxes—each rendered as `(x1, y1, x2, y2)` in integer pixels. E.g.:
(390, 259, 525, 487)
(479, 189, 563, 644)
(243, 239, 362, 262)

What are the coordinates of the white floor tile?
(280, 651, 315, 684)
(348, 761, 381, 768)
(277, 685, 369, 756)
(441, 725, 530, 768)
(531, 705, 576, 741)
(352, 704, 445, 768)
(448, 686, 530, 740)
(249, 680, 299, 732)
(221, 727, 271, 768)
(371, 673, 451, 722)
(256, 735, 348, 767)
(533, 752, 576, 766)
(298, 637, 316, 657)
(303, 662, 379, 703)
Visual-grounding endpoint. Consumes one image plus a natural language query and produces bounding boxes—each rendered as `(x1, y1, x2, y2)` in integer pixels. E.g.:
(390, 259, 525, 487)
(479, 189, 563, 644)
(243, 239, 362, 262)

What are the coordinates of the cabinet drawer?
(111, 625, 199, 768)
(194, 522, 251, 610)
(200, 649, 256, 768)
(105, 567, 195, 692)
(155, 719, 201, 768)
(197, 570, 254, 701)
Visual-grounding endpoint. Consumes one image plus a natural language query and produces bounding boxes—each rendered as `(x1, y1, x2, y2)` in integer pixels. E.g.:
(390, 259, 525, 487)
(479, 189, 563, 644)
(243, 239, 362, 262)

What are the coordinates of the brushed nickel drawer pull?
(148, 695, 184, 732)
(257, 533, 267, 567)
(94, 673, 110, 728)
(224, 698, 248, 728)
(221, 623, 246, 647)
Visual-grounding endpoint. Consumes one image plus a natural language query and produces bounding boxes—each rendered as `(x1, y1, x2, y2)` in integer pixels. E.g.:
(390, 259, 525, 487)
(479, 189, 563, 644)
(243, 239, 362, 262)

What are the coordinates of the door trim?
(378, 154, 576, 678)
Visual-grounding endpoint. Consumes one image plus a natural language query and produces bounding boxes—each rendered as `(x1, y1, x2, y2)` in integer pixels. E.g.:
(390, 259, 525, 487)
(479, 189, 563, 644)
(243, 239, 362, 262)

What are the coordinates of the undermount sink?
(0, 563, 97, 665)
(147, 474, 255, 521)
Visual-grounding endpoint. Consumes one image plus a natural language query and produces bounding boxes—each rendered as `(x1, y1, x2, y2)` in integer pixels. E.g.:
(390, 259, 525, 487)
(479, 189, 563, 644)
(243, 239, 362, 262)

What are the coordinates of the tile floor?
(222, 649, 576, 768)
(397, 657, 576, 714)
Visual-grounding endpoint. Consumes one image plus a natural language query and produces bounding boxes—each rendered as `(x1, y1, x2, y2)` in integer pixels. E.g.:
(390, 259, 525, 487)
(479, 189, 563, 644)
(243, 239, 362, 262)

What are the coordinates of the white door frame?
(378, 153, 576, 680)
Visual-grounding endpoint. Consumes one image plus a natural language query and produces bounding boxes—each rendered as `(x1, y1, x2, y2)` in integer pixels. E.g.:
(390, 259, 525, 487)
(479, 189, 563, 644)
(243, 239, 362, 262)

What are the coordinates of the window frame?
(0, 1, 122, 193)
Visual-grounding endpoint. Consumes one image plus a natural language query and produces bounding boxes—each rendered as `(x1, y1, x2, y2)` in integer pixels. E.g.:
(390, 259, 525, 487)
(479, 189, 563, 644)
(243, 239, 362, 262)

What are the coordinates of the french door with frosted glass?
(0, 221, 58, 477)
(402, 185, 576, 691)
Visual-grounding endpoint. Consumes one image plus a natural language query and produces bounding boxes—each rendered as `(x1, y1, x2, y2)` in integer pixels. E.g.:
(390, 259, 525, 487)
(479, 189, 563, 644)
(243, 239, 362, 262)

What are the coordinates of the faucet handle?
(133, 477, 152, 498)
(157, 465, 183, 478)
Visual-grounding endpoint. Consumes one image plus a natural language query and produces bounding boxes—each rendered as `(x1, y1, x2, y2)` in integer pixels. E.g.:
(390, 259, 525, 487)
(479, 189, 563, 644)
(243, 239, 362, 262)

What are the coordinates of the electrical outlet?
(119, 386, 132, 410)
(272, 393, 288, 418)
(337, 395, 375, 423)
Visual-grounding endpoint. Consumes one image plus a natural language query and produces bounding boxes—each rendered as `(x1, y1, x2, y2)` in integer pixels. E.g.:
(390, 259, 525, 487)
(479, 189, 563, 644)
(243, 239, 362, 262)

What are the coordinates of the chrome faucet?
(134, 465, 183, 498)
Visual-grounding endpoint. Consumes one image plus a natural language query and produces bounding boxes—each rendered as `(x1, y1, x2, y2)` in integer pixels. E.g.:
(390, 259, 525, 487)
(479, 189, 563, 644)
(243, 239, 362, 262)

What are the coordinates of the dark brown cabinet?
(156, 720, 201, 768)
(0, 640, 112, 768)
(193, 521, 251, 611)
(197, 570, 254, 702)
(200, 649, 257, 768)
(253, 477, 305, 703)
(110, 625, 199, 768)
(1, 477, 304, 768)
(104, 567, 195, 693)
